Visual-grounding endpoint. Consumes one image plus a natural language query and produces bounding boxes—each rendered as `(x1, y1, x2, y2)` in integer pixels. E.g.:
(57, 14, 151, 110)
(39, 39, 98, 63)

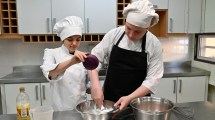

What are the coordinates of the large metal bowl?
(130, 97, 174, 120)
(76, 100, 116, 120)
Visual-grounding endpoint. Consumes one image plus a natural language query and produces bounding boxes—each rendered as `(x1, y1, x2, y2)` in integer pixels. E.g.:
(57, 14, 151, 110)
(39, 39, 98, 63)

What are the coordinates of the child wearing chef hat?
(40, 16, 90, 111)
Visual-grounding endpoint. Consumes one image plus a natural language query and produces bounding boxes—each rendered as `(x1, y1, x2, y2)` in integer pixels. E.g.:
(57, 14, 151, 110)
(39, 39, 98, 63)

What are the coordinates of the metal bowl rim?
(129, 96, 175, 114)
(75, 100, 115, 115)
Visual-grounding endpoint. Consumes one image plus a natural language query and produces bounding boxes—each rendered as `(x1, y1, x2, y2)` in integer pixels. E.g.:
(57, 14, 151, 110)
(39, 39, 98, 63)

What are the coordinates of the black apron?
(104, 31, 150, 102)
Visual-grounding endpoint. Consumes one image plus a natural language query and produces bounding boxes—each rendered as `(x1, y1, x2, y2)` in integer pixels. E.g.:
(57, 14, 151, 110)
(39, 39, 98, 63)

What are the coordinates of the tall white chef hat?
(53, 16, 83, 41)
(123, 0, 159, 28)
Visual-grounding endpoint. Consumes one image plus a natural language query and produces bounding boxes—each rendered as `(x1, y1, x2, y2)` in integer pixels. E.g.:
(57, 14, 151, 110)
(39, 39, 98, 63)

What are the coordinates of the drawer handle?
(35, 85, 39, 100)
(173, 80, 176, 93)
(42, 85, 46, 100)
(179, 79, 182, 93)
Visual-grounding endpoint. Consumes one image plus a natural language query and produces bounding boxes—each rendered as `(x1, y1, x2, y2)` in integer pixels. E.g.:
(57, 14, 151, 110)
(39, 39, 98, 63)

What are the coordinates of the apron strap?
(141, 31, 147, 52)
(116, 32, 125, 46)
(116, 31, 148, 52)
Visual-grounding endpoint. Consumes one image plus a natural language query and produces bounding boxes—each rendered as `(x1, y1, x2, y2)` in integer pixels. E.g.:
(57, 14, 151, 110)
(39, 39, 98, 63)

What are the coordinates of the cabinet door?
(85, 0, 116, 33)
(4, 83, 41, 114)
(149, 0, 168, 9)
(177, 76, 207, 103)
(17, 0, 52, 34)
(186, 0, 203, 33)
(52, 0, 85, 32)
(168, 0, 186, 33)
(40, 83, 51, 106)
(205, 0, 215, 32)
(151, 78, 177, 103)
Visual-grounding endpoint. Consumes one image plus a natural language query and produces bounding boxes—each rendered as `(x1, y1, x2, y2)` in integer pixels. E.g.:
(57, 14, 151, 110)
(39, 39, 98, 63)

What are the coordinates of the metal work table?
(0, 101, 215, 120)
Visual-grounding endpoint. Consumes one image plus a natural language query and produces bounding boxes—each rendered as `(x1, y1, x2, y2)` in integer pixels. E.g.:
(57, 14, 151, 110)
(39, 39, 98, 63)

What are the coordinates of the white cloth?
(91, 26, 163, 93)
(123, 0, 159, 28)
(53, 16, 83, 40)
(40, 45, 87, 111)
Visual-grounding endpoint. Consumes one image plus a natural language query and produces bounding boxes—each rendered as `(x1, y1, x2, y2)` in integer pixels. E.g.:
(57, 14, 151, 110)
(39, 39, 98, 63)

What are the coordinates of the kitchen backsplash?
(0, 36, 190, 77)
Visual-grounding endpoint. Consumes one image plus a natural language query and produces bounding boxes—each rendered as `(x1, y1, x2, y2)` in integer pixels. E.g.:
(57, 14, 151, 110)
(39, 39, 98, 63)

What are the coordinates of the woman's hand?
(71, 50, 87, 64)
(114, 95, 133, 111)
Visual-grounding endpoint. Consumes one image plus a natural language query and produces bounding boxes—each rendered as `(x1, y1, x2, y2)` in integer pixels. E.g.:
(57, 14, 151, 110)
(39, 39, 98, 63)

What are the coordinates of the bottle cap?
(19, 87, 25, 92)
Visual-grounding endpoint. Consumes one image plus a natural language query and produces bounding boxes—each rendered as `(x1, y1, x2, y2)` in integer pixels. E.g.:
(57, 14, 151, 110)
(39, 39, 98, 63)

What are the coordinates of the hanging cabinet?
(168, 0, 203, 33)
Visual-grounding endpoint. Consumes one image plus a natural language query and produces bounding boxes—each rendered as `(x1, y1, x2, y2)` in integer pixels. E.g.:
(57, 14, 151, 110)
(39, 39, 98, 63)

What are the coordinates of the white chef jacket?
(40, 45, 87, 111)
(91, 26, 164, 93)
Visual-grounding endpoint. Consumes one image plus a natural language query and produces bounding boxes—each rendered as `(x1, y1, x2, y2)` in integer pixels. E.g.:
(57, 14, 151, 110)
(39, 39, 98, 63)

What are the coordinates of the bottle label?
(20, 108, 27, 117)
(17, 104, 30, 120)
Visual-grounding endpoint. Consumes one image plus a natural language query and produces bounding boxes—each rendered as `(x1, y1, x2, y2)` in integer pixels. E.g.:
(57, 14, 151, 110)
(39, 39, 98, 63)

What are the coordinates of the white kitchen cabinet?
(40, 83, 51, 106)
(51, 0, 85, 33)
(1, 83, 51, 114)
(152, 76, 208, 103)
(85, 0, 116, 33)
(17, 0, 116, 34)
(186, 0, 203, 33)
(204, 0, 215, 32)
(133, 0, 168, 9)
(149, 0, 168, 9)
(168, 0, 203, 33)
(16, 0, 51, 34)
(168, 0, 186, 33)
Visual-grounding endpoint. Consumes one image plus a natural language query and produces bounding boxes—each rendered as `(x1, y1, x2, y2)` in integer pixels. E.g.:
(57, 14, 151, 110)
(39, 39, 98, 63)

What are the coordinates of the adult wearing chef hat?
(89, 0, 164, 110)
(40, 16, 89, 111)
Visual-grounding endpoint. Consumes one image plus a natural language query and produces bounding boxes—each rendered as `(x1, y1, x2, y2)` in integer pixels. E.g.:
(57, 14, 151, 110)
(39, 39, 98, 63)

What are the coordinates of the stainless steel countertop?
(0, 65, 211, 84)
(0, 101, 215, 120)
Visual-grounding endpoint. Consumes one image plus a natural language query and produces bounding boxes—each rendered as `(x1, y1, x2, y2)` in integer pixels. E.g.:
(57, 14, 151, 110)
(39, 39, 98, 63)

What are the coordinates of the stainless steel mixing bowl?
(76, 100, 116, 120)
(130, 97, 174, 120)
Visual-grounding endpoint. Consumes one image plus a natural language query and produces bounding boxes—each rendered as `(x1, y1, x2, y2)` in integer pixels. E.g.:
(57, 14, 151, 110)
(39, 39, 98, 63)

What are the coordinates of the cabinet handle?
(173, 80, 176, 93)
(35, 85, 39, 101)
(42, 85, 46, 100)
(52, 18, 56, 29)
(179, 79, 182, 93)
(86, 18, 89, 33)
(169, 18, 173, 32)
(46, 18, 50, 33)
(153, 5, 158, 9)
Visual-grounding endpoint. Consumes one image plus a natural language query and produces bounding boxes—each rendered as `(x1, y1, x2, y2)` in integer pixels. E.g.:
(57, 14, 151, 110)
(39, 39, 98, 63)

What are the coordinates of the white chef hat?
(53, 16, 84, 41)
(123, 0, 159, 28)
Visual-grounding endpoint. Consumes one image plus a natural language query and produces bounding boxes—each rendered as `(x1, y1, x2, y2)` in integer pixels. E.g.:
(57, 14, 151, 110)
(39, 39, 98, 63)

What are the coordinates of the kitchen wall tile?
(0, 36, 190, 78)
(0, 39, 92, 77)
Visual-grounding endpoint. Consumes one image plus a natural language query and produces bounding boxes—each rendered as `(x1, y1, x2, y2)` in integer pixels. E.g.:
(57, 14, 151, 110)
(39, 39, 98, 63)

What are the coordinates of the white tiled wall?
(0, 39, 95, 77)
(160, 36, 190, 62)
(0, 36, 190, 78)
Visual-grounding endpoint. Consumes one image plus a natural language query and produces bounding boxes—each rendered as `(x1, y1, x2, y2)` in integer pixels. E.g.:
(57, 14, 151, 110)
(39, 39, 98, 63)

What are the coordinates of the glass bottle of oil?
(16, 87, 30, 120)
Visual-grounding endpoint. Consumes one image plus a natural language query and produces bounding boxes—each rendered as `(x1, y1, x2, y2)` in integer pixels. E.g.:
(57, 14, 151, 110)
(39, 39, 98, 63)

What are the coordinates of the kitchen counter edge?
(0, 67, 211, 84)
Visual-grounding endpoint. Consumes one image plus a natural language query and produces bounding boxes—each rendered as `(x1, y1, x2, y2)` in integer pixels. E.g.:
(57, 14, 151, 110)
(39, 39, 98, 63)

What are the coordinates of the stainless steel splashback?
(12, 65, 42, 73)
